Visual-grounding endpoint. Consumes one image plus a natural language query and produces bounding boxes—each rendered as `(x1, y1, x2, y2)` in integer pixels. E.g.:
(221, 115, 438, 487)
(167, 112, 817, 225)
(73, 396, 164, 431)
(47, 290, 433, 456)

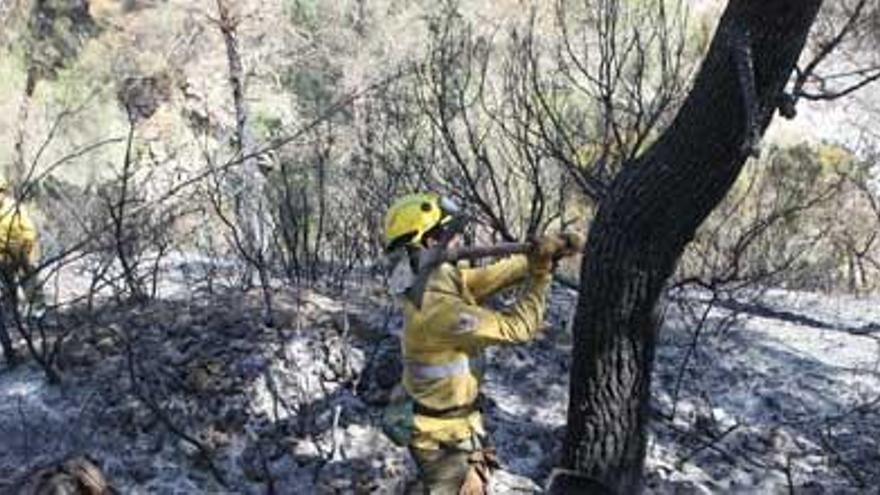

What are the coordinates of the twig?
(796, 70, 880, 101)
(255, 438, 277, 495)
(675, 422, 741, 469)
(792, 0, 868, 99)
(819, 426, 866, 488)
(122, 333, 229, 488)
(329, 404, 343, 462)
(783, 454, 795, 495)
(263, 365, 295, 423)
(670, 293, 717, 418)
(18, 395, 30, 460)
(823, 394, 880, 423)
(658, 418, 768, 470)
(4, 275, 61, 383)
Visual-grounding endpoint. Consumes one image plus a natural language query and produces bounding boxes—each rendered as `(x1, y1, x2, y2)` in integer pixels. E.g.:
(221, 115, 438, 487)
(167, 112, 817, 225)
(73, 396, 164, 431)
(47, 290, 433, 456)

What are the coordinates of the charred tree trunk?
(0, 307, 16, 364)
(13, 0, 96, 191)
(216, 0, 274, 325)
(311, 122, 330, 282)
(561, 2, 823, 493)
(12, 70, 37, 190)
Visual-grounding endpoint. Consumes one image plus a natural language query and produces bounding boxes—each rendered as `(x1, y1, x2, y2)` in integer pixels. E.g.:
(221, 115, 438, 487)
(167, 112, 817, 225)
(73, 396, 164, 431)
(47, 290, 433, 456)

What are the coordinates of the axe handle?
(410, 242, 532, 307)
(441, 242, 532, 263)
(409, 240, 581, 306)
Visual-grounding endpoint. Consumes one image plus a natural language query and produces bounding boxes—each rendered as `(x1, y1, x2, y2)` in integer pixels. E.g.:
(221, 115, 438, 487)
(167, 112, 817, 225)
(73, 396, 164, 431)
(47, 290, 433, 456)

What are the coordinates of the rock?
(380, 455, 408, 479)
(177, 438, 201, 459)
(19, 455, 116, 495)
(128, 462, 155, 484)
(797, 479, 827, 494)
(219, 408, 248, 433)
(237, 355, 268, 381)
(316, 462, 356, 494)
(647, 478, 714, 495)
(184, 358, 234, 394)
(239, 442, 269, 482)
(752, 470, 789, 493)
(355, 337, 402, 406)
(291, 439, 321, 465)
(229, 339, 256, 353)
(185, 367, 212, 393)
(60, 341, 101, 369)
(334, 312, 385, 343)
(203, 425, 231, 450)
(94, 337, 116, 355)
(493, 468, 542, 493)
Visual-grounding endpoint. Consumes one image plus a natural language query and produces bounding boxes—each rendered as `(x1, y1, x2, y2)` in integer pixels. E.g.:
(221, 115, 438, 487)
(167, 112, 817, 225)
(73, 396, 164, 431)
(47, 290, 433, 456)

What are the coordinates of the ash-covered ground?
(1, 264, 878, 493)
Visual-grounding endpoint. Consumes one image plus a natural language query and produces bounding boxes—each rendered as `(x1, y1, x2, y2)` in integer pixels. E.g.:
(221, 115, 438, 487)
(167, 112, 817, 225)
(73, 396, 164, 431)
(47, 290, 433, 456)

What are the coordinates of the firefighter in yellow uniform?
(0, 178, 42, 364)
(383, 193, 582, 494)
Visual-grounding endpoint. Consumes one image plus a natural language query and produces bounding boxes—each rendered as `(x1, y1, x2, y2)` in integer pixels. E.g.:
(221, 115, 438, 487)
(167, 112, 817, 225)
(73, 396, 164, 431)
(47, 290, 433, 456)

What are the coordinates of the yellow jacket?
(401, 255, 552, 450)
(0, 196, 40, 270)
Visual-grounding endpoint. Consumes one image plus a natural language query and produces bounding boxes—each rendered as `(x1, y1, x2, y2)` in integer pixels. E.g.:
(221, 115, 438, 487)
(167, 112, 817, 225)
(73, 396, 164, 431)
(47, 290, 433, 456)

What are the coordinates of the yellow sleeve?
(444, 272, 553, 346)
(459, 255, 529, 302)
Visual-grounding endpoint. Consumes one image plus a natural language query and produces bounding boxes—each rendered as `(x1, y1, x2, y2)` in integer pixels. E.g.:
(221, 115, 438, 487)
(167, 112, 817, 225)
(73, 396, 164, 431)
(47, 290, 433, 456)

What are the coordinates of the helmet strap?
(423, 215, 464, 247)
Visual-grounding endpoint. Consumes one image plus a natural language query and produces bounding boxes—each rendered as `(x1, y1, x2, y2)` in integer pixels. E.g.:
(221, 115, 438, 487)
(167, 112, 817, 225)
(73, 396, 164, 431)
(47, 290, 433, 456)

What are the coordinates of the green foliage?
(0, 0, 873, 295)
(287, 66, 333, 105)
(283, 62, 342, 117)
(252, 111, 284, 140)
(284, 0, 320, 30)
(682, 141, 879, 293)
(23, 0, 100, 84)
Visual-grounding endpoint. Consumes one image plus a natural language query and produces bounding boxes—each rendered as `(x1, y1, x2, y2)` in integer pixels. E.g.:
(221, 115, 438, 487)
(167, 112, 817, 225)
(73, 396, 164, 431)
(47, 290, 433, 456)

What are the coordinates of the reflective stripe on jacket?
(401, 255, 553, 450)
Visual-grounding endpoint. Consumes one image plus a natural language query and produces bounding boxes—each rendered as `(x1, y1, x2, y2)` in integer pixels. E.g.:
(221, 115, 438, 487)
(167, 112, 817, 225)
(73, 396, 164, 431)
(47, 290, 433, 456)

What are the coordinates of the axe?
(398, 242, 530, 308)
(400, 237, 581, 308)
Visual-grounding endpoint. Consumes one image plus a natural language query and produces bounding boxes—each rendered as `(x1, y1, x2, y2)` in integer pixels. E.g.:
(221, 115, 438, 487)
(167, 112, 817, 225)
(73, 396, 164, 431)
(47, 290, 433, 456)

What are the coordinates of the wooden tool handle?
(442, 242, 532, 262)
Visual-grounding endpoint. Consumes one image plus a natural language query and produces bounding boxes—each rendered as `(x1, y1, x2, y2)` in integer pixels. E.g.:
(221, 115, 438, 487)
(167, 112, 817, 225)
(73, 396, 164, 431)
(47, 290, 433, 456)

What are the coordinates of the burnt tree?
(561, 1, 824, 492)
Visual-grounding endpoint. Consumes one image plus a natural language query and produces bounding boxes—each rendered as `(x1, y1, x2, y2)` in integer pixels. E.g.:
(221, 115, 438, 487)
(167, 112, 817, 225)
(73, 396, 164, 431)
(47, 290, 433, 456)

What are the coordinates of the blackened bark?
(11, 70, 36, 193)
(0, 315, 16, 364)
(562, 2, 823, 493)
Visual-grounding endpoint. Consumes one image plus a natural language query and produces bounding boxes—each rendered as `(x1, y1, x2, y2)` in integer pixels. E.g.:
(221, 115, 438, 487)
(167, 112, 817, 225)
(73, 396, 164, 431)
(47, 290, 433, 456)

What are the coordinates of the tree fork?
(560, 2, 824, 493)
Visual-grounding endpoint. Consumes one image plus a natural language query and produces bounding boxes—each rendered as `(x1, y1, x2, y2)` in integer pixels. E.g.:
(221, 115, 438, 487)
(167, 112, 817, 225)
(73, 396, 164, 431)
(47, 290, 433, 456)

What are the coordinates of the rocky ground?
(649, 289, 880, 494)
(0, 269, 878, 493)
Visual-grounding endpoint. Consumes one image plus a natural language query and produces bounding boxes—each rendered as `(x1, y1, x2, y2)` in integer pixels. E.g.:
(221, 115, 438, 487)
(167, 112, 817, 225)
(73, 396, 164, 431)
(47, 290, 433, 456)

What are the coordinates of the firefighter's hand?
(528, 233, 583, 276)
(554, 232, 584, 259)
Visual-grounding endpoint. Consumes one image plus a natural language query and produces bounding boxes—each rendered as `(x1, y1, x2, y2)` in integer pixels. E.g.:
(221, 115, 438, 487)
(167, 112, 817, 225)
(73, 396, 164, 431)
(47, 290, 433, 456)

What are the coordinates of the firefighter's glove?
(528, 233, 583, 277)
(554, 232, 584, 260)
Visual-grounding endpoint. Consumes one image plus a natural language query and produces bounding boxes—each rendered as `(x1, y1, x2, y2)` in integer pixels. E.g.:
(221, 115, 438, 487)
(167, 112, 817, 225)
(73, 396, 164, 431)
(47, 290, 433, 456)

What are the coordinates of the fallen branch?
(667, 293, 880, 339)
(783, 454, 795, 495)
(121, 332, 228, 488)
(658, 419, 768, 471)
(675, 422, 742, 470)
(670, 294, 718, 418)
(819, 426, 867, 488)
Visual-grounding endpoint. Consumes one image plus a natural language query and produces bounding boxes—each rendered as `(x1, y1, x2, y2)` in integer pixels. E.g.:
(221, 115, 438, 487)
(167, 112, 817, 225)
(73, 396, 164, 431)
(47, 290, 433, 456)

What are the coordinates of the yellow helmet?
(384, 192, 462, 251)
